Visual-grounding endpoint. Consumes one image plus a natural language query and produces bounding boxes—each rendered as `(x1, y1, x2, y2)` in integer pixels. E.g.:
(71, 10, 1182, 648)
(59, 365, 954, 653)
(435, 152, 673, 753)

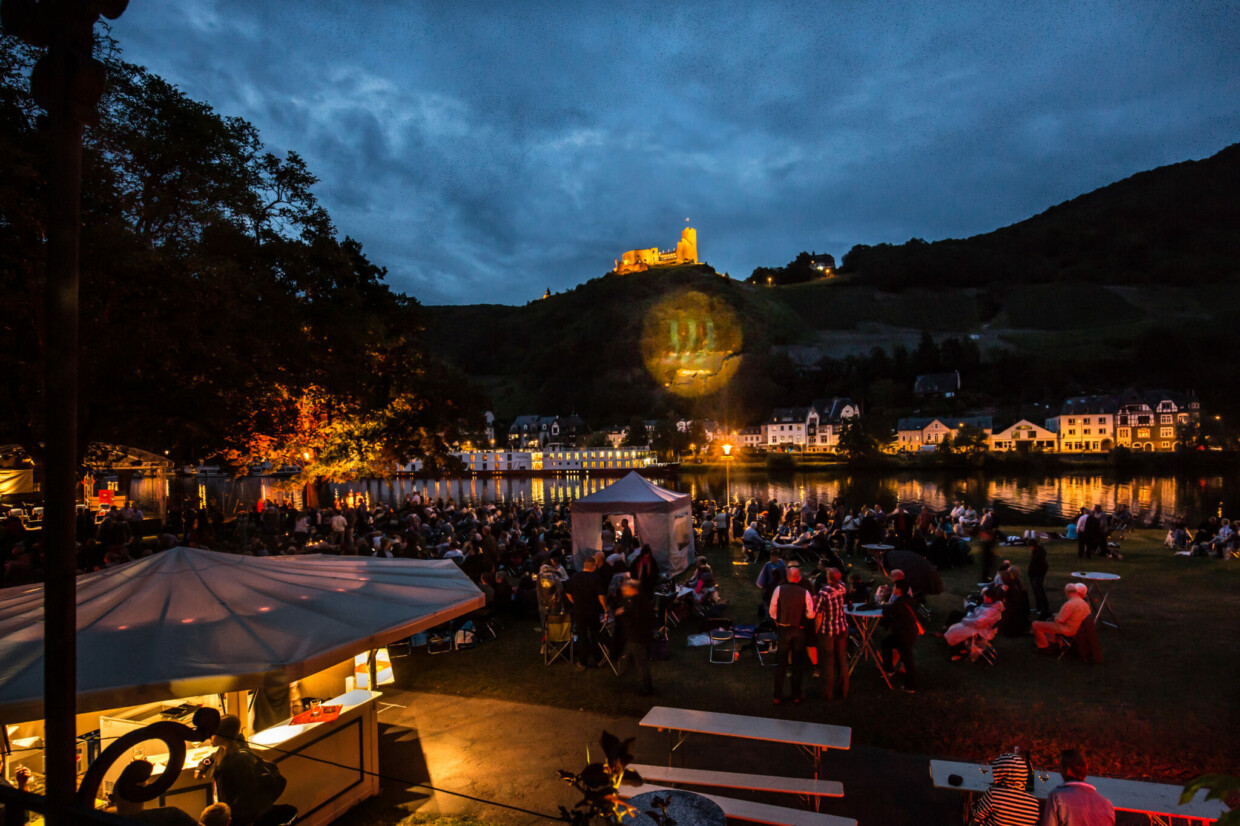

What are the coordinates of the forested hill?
(423, 265, 806, 424)
(426, 142, 1240, 424)
(840, 142, 1240, 290)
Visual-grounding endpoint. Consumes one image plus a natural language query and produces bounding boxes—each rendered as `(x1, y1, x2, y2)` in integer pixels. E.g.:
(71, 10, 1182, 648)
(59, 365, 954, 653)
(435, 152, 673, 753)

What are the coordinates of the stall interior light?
(354, 649, 395, 687)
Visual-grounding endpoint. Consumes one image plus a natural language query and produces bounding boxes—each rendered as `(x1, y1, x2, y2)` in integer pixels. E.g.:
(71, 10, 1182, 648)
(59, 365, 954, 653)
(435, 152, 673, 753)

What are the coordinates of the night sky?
(110, 3, 1240, 305)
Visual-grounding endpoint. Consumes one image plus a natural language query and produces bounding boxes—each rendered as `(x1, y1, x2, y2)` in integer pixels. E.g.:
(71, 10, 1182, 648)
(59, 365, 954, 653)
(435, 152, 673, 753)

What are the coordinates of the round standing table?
(627, 789, 726, 826)
(845, 605, 892, 689)
(1071, 571, 1121, 629)
(862, 543, 895, 574)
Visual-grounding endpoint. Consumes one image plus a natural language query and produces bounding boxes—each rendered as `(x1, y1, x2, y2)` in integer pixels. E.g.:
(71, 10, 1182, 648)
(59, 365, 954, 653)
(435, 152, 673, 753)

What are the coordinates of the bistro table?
(1071, 571, 1121, 629)
(843, 605, 891, 689)
(861, 543, 894, 574)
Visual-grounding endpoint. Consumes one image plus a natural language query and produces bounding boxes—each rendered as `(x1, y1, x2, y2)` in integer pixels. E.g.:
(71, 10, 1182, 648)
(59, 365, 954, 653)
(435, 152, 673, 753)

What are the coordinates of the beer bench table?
(929, 759, 1227, 825)
(620, 784, 856, 826)
(638, 707, 852, 819)
(639, 706, 851, 778)
(627, 764, 844, 799)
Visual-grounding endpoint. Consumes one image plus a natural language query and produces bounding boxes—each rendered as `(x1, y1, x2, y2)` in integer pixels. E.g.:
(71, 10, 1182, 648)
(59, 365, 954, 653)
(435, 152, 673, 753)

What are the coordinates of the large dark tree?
(0, 33, 475, 477)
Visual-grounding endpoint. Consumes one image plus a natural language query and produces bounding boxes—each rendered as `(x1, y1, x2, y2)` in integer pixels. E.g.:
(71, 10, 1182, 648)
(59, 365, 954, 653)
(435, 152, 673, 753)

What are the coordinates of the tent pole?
(368, 649, 378, 691)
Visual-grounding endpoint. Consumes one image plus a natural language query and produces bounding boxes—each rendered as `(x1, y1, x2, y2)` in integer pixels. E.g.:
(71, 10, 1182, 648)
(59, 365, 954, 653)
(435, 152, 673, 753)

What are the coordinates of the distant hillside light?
(614, 226, 699, 274)
(641, 288, 742, 398)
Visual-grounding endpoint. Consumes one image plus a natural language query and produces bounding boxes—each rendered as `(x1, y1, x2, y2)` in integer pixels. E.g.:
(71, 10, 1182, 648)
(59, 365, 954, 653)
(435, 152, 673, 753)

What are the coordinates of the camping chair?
(544, 612, 574, 665)
(597, 624, 621, 675)
(428, 622, 455, 654)
(966, 634, 997, 665)
(754, 630, 779, 666)
(709, 620, 737, 664)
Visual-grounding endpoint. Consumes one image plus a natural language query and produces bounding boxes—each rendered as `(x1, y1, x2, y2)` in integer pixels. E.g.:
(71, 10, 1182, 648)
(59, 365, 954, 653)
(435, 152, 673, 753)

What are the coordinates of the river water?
(124, 468, 1240, 527)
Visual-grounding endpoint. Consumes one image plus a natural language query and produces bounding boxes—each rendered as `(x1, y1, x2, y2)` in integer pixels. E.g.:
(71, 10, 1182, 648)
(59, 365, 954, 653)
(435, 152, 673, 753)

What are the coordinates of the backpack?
(248, 750, 287, 811)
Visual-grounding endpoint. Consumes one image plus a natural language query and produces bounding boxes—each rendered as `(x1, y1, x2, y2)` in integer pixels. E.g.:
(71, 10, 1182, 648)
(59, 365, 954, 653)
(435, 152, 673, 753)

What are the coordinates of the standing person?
(617, 519, 635, 555)
(1075, 508, 1091, 559)
(978, 507, 999, 582)
(566, 558, 607, 670)
(756, 548, 786, 618)
(1028, 540, 1051, 620)
(880, 580, 920, 693)
(814, 568, 850, 700)
(205, 715, 283, 826)
(1039, 750, 1115, 826)
(631, 543, 660, 599)
(768, 565, 815, 705)
(613, 578, 654, 696)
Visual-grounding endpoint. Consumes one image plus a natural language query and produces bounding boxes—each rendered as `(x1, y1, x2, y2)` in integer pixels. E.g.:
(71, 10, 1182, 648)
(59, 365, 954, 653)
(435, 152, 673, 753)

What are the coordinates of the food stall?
(0, 547, 483, 825)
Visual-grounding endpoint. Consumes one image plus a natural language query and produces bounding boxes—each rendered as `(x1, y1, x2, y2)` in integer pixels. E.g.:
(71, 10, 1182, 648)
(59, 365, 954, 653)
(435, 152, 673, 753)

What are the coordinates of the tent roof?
(0, 547, 483, 723)
(571, 471, 689, 513)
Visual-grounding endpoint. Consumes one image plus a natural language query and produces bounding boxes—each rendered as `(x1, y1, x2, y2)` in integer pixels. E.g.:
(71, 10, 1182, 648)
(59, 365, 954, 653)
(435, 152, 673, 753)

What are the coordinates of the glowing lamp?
(721, 443, 733, 457)
(354, 649, 395, 687)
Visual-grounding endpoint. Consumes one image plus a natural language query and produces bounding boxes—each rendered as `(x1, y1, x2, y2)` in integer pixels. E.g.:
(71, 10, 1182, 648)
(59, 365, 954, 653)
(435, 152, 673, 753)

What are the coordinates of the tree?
(952, 424, 990, 456)
(622, 417, 649, 448)
(0, 32, 475, 472)
(836, 418, 886, 462)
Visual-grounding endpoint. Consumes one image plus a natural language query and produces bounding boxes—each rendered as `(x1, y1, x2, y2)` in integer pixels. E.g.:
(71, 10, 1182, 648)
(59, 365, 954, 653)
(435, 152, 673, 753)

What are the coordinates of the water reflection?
(145, 469, 1240, 526)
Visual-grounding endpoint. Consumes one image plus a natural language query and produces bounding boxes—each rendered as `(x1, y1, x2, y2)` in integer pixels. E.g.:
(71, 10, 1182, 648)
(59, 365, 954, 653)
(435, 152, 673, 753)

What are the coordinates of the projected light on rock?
(641, 289, 743, 397)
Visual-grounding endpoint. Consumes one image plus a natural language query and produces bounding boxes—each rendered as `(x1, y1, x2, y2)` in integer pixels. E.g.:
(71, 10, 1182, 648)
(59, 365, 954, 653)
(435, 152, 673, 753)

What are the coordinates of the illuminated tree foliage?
(0, 32, 475, 474)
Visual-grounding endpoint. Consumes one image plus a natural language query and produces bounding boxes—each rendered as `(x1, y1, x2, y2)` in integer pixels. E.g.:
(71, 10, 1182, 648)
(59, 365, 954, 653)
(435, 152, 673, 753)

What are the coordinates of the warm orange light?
(722, 443, 733, 457)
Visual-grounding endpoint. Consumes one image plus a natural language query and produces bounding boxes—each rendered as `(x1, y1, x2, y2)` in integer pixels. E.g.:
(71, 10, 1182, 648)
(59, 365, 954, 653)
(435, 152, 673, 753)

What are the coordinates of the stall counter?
(249, 689, 382, 826)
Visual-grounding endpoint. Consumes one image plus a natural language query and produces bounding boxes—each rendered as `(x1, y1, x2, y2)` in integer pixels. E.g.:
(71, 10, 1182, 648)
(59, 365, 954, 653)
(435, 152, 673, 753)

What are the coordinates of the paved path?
(337, 689, 967, 825)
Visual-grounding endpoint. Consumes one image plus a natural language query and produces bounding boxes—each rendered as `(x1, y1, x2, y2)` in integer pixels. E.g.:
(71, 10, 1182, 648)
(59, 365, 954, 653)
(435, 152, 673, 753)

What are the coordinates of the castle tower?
(676, 227, 698, 264)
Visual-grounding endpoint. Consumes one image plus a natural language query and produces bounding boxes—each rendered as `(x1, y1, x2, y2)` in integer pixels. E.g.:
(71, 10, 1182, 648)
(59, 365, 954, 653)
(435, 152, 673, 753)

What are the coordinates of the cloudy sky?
(110, 2, 1240, 305)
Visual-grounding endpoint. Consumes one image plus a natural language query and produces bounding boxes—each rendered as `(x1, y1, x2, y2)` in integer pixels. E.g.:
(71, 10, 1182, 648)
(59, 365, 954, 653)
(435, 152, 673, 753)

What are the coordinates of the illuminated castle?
(614, 226, 698, 274)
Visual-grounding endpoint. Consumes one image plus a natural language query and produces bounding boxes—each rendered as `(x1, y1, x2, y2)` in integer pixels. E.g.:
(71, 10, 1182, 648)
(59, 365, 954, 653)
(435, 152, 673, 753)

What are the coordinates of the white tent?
(0, 547, 483, 723)
(571, 472, 695, 575)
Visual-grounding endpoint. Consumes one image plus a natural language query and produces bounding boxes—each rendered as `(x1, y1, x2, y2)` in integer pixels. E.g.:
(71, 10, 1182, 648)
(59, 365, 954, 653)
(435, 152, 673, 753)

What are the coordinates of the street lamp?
(721, 443, 733, 505)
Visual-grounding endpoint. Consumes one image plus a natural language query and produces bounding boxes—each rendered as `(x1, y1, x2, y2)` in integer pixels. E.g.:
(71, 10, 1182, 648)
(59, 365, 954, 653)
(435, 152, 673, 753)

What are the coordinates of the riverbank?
(685, 448, 1240, 474)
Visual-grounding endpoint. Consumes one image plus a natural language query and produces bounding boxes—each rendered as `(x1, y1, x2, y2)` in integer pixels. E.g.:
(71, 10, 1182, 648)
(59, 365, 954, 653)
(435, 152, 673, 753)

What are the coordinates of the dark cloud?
(110, 2, 1240, 304)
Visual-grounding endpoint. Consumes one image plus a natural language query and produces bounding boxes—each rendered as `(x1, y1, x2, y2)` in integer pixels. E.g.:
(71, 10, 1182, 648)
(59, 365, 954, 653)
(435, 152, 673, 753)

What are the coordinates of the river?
(120, 468, 1240, 527)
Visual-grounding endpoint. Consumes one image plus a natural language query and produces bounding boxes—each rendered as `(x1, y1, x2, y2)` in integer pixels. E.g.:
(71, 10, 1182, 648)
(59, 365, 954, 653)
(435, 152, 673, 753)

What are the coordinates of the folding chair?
(709, 626, 737, 663)
(967, 634, 997, 665)
(544, 612, 574, 665)
(428, 623, 454, 654)
(754, 630, 779, 666)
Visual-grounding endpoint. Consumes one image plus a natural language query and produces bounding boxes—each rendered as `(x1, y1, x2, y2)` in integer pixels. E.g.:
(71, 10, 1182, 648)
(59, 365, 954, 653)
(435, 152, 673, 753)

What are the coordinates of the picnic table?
(861, 543, 894, 574)
(1072, 570, 1121, 629)
(844, 606, 892, 689)
(639, 706, 850, 781)
(929, 758, 1227, 825)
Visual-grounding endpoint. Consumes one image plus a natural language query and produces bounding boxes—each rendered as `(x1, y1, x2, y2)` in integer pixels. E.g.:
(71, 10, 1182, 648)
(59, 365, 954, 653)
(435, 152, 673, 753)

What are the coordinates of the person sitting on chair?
(1032, 584, 1091, 653)
(944, 586, 1005, 661)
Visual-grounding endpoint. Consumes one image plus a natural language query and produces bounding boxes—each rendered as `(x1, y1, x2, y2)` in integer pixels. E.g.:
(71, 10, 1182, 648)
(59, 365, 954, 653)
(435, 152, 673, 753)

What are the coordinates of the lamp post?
(721, 442, 733, 506)
(1, 0, 128, 820)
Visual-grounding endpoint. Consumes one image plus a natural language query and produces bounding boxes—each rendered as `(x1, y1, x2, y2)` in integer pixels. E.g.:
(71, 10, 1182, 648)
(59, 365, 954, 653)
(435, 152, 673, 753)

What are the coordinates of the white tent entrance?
(571, 472, 695, 575)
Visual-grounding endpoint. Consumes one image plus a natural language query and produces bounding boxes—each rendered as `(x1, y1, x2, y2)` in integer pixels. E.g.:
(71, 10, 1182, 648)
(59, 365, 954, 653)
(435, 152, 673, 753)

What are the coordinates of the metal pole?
(0, 3, 129, 820)
(41, 20, 86, 820)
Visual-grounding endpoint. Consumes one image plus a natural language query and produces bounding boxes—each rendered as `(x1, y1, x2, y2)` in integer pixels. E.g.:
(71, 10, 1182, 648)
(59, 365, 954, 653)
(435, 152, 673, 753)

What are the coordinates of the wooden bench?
(620, 783, 857, 826)
(627, 763, 844, 798)
(930, 759, 1226, 825)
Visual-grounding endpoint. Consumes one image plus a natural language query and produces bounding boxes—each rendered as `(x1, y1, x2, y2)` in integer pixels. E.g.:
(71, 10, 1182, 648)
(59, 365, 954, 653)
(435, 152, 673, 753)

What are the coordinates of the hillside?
(425, 143, 1240, 424)
(423, 265, 807, 423)
(839, 142, 1240, 290)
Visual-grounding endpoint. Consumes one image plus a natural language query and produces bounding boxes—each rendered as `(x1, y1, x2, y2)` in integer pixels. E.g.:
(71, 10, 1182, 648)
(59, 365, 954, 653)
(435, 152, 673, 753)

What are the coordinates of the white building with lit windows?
(1045, 396, 1117, 453)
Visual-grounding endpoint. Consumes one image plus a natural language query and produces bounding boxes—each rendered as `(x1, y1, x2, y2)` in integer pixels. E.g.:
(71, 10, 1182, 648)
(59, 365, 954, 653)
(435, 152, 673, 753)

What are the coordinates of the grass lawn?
(393, 529, 1239, 784)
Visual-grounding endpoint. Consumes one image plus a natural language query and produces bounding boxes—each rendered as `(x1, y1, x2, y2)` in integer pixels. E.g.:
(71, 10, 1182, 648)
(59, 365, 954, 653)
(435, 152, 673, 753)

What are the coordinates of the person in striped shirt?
(813, 568, 850, 700)
(971, 749, 1041, 826)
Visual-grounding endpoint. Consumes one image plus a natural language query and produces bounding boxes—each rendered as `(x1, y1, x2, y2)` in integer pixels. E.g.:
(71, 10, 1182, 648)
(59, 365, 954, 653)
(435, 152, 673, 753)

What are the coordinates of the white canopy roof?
(571, 472, 695, 575)
(0, 547, 483, 723)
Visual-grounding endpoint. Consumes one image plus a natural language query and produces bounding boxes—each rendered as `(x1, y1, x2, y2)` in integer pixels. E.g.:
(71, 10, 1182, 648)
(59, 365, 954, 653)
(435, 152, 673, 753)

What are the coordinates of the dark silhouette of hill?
(423, 265, 806, 422)
(841, 143, 1240, 289)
